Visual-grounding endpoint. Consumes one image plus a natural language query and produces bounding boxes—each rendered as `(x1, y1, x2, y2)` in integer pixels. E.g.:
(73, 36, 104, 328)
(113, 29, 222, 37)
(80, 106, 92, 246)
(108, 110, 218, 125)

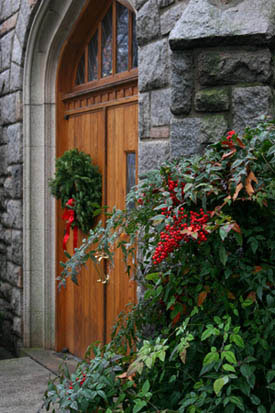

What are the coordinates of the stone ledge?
(169, 0, 275, 50)
(21, 347, 79, 375)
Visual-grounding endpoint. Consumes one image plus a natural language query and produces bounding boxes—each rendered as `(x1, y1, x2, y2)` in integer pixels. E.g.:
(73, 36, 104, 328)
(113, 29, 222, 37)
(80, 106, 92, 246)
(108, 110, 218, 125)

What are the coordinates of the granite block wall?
(169, 47, 274, 158)
(0, 0, 40, 353)
(137, 0, 275, 173)
(136, 0, 189, 175)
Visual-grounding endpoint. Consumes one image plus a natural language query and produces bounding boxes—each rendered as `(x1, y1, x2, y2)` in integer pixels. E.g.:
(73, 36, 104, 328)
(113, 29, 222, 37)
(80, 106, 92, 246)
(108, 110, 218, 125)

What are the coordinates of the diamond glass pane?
(102, 6, 113, 78)
(88, 30, 98, 82)
(126, 153, 136, 210)
(116, 3, 129, 73)
(132, 13, 138, 68)
(76, 53, 85, 85)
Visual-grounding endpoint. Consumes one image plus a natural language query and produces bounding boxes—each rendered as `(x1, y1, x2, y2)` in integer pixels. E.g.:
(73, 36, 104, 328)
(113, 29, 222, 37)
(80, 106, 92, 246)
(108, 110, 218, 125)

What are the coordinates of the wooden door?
(56, 0, 138, 358)
(56, 86, 138, 357)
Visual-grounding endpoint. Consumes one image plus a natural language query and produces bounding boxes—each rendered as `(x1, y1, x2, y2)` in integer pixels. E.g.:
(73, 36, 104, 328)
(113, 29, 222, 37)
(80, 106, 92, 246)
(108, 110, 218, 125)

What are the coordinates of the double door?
(56, 84, 138, 357)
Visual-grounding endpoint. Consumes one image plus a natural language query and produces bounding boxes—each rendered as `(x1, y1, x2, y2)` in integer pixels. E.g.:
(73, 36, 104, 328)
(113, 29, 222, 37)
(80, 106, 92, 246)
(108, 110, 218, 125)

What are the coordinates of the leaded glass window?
(102, 6, 113, 78)
(116, 3, 129, 73)
(88, 30, 98, 82)
(126, 153, 136, 210)
(76, 53, 85, 85)
(75, 0, 137, 86)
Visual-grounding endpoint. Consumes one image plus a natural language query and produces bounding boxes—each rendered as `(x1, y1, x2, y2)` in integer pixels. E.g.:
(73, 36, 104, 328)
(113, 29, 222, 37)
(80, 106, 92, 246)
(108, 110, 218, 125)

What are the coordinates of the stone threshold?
(20, 347, 79, 376)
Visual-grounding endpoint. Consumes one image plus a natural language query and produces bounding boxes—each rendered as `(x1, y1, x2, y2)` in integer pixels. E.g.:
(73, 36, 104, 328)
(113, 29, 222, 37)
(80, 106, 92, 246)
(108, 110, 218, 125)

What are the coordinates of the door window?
(75, 0, 137, 87)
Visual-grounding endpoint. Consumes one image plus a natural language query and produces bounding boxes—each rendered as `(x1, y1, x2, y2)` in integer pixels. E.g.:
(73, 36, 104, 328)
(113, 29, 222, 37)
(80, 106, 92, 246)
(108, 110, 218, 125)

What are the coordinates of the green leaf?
(203, 351, 219, 366)
(267, 383, 275, 391)
(145, 272, 160, 282)
(219, 226, 229, 241)
(224, 404, 235, 413)
(201, 328, 214, 341)
(223, 351, 237, 365)
(70, 401, 78, 410)
(250, 395, 261, 406)
(97, 390, 107, 401)
(214, 376, 229, 395)
(133, 400, 147, 413)
(229, 396, 245, 411)
(257, 406, 267, 413)
(231, 334, 244, 348)
(223, 364, 236, 372)
(219, 245, 228, 266)
(239, 378, 250, 396)
(267, 370, 275, 384)
(240, 364, 252, 379)
(142, 379, 150, 394)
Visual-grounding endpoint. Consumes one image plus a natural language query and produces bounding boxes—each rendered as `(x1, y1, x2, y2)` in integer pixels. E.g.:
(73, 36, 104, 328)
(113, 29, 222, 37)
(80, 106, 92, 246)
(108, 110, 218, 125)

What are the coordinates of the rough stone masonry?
(1, 0, 275, 352)
(0, 0, 40, 353)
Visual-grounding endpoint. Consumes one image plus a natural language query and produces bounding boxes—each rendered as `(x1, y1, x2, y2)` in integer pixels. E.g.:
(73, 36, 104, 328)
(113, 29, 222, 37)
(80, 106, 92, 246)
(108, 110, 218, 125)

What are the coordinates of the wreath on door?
(49, 149, 102, 250)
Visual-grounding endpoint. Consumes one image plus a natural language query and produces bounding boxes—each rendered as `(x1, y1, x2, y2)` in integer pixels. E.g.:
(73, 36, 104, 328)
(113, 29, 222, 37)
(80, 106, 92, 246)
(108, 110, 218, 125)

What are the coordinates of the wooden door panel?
(56, 115, 76, 352)
(56, 110, 105, 357)
(73, 111, 105, 356)
(105, 102, 138, 341)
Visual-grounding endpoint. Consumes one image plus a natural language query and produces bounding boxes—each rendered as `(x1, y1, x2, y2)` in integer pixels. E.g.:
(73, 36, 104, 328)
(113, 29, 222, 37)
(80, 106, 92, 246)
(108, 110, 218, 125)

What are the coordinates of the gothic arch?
(23, 0, 136, 349)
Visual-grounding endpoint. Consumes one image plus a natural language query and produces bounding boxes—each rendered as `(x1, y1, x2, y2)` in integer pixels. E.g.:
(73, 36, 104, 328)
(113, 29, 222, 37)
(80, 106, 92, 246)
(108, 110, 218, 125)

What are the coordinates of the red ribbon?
(62, 198, 78, 251)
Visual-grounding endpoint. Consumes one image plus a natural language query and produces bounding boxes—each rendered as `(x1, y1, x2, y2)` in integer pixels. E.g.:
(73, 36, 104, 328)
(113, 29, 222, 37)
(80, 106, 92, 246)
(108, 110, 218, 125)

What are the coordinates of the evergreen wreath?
(49, 149, 102, 234)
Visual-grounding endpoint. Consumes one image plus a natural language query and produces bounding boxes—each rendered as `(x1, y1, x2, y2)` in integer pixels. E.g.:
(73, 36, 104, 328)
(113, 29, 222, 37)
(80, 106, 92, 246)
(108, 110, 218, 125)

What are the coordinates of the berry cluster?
(222, 130, 236, 148)
(67, 371, 87, 397)
(153, 204, 210, 265)
(167, 177, 185, 205)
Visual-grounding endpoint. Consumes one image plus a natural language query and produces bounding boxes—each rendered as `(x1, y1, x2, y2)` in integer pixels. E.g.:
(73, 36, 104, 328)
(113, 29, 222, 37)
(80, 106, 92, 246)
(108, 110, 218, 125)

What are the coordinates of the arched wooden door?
(55, 0, 138, 358)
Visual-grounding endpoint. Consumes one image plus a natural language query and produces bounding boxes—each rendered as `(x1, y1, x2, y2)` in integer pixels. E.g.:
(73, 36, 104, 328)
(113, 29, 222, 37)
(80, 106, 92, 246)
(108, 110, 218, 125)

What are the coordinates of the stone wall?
(136, 0, 189, 175)
(136, 0, 275, 174)
(0, 0, 40, 353)
(168, 0, 275, 159)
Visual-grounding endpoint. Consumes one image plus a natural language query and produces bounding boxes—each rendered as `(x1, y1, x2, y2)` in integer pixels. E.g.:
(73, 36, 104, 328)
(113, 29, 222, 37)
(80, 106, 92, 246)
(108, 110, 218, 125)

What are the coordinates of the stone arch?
(23, 0, 136, 349)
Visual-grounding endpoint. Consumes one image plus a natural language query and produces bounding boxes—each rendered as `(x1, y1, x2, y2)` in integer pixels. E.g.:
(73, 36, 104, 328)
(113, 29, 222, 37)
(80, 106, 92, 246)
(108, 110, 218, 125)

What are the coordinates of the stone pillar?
(168, 0, 275, 158)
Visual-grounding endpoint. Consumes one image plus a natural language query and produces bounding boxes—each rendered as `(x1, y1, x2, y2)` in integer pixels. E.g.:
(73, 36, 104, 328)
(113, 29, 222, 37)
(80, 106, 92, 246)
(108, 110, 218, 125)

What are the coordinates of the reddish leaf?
(222, 148, 237, 159)
(245, 170, 258, 197)
(236, 138, 246, 148)
(180, 349, 187, 364)
(172, 312, 181, 325)
(227, 291, 236, 300)
(198, 291, 208, 306)
(253, 266, 262, 273)
(232, 223, 241, 233)
(233, 183, 243, 201)
(246, 291, 256, 302)
(118, 372, 128, 379)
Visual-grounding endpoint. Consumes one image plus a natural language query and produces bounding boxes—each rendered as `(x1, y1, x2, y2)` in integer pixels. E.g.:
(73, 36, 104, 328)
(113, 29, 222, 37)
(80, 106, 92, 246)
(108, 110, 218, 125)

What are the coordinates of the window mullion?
(98, 22, 102, 79)
(112, 1, 117, 76)
(85, 45, 88, 83)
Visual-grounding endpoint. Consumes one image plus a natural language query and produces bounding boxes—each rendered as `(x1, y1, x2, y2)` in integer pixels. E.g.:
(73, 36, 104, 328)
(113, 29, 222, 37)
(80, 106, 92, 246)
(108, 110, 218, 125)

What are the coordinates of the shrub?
(44, 121, 275, 412)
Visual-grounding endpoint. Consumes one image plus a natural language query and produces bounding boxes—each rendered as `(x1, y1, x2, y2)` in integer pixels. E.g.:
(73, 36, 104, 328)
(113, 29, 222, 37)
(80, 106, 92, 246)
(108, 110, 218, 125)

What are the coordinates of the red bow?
(62, 198, 78, 251)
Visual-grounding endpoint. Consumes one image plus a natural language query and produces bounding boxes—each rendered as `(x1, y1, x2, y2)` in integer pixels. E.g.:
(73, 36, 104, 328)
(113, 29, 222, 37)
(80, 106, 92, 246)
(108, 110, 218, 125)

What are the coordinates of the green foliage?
(49, 148, 102, 233)
(45, 121, 275, 412)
